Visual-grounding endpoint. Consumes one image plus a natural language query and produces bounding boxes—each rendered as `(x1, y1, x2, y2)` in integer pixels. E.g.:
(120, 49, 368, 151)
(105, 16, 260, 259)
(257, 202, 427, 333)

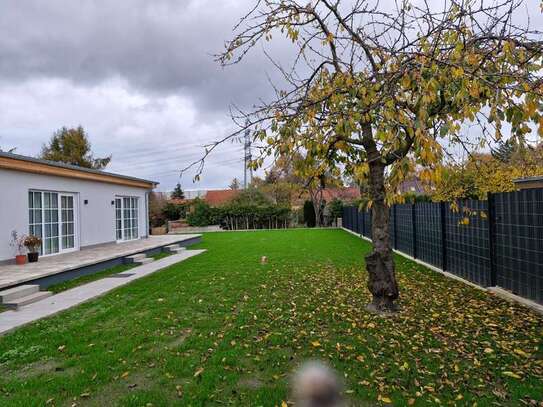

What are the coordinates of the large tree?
(40, 126, 111, 169)
(189, 0, 543, 312)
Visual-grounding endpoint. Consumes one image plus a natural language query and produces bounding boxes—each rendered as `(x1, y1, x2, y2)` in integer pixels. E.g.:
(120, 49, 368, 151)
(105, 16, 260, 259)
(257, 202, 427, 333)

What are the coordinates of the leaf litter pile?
(0, 229, 541, 406)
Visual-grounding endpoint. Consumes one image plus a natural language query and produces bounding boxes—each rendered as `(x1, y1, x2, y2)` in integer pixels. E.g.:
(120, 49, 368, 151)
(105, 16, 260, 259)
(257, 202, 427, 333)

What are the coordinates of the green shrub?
(187, 200, 215, 226)
(163, 202, 186, 221)
(327, 198, 344, 222)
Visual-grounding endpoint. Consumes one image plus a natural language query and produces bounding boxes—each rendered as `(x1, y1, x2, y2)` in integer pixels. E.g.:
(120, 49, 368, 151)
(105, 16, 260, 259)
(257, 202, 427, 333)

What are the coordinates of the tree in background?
(186, 1, 543, 312)
(433, 143, 543, 201)
(171, 183, 185, 200)
(40, 126, 111, 169)
(253, 156, 304, 206)
(229, 178, 241, 190)
(327, 198, 344, 226)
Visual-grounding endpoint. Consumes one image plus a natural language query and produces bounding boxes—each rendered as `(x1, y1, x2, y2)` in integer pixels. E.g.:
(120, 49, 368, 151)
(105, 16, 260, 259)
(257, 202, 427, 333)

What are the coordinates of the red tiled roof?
(321, 187, 361, 202)
(205, 189, 239, 206)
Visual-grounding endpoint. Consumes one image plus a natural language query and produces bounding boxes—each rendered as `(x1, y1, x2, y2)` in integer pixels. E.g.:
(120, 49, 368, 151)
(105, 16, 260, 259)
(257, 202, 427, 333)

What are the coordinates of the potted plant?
(9, 230, 27, 265)
(23, 235, 42, 263)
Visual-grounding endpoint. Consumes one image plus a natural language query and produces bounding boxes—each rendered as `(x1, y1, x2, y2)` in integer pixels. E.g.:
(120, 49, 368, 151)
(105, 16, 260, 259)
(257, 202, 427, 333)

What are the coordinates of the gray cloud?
(0, 0, 288, 112)
(0, 0, 288, 189)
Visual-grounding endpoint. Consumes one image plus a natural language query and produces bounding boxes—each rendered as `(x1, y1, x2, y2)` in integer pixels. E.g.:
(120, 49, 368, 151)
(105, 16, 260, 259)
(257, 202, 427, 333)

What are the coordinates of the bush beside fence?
(343, 188, 543, 305)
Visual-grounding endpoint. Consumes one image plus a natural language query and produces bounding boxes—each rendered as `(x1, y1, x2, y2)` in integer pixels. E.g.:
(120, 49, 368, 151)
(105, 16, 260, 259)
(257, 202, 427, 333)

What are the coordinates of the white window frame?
(28, 190, 79, 256)
(115, 196, 140, 242)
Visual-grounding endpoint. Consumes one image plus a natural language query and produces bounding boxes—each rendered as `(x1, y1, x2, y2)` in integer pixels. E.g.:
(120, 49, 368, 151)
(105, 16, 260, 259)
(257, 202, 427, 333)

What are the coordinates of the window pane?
(34, 192, 42, 208)
(51, 238, 59, 253)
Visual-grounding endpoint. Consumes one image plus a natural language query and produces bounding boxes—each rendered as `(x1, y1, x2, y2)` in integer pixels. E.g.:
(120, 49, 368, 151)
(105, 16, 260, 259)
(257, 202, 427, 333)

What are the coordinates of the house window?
(115, 197, 139, 241)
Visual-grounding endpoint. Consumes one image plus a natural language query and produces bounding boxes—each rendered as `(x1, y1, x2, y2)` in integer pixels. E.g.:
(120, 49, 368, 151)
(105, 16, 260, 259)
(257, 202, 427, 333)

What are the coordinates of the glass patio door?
(29, 191, 78, 256)
(115, 197, 139, 241)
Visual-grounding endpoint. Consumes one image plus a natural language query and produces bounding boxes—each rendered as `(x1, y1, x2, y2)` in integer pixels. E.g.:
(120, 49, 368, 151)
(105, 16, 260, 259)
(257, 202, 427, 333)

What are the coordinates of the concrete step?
(4, 291, 53, 310)
(164, 244, 186, 253)
(0, 284, 40, 303)
(136, 258, 154, 265)
(125, 253, 147, 264)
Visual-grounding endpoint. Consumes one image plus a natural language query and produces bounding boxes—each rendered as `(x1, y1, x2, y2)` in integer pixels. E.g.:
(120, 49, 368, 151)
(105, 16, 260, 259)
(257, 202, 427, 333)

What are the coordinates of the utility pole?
(243, 121, 252, 189)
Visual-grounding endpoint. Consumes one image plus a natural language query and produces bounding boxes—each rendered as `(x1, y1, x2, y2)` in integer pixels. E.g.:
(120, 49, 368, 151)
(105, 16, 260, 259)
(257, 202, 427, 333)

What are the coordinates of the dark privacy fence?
(343, 188, 543, 305)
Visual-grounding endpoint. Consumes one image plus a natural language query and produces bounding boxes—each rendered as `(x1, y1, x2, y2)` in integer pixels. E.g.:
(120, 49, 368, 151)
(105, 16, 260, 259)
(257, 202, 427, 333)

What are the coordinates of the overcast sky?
(0, 0, 290, 191)
(1, 1, 540, 191)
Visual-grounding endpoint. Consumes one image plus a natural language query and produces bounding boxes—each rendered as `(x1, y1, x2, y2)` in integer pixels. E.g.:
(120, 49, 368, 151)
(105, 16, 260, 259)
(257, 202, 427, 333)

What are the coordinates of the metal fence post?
(487, 192, 497, 287)
(440, 201, 447, 271)
(361, 209, 365, 237)
(412, 203, 417, 259)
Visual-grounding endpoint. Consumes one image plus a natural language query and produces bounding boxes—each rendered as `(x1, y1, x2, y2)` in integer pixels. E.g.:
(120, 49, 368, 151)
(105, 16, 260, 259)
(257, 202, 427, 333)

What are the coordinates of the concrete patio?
(0, 234, 201, 290)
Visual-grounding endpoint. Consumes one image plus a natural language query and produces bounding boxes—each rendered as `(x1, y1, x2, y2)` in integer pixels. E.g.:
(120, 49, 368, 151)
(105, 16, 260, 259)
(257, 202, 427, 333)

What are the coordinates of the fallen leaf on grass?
(502, 371, 521, 379)
(194, 367, 204, 377)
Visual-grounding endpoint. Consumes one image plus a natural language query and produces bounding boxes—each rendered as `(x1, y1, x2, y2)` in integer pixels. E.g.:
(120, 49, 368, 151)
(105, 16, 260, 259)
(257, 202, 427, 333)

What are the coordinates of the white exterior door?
(29, 190, 79, 256)
(115, 196, 139, 241)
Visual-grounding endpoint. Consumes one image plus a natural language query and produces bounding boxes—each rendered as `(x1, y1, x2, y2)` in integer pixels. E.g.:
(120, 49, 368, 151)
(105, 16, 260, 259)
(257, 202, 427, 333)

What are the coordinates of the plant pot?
(15, 255, 27, 265)
(27, 252, 39, 263)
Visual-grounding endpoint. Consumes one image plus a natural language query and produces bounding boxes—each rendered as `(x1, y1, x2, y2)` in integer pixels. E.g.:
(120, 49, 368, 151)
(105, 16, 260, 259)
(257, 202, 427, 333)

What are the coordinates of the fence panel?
(395, 204, 414, 257)
(356, 209, 363, 235)
(389, 207, 396, 249)
(415, 202, 443, 268)
(494, 189, 543, 304)
(362, 210, 372, 239)
(445, 200, 491, 286)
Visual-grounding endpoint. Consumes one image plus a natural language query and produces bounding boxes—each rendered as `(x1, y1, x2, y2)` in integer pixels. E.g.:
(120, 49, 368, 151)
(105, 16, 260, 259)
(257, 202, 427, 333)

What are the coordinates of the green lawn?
(0, 230, 541, 406)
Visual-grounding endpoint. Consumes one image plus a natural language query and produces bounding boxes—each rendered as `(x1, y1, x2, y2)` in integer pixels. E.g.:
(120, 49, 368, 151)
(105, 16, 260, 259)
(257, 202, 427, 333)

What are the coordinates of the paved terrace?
(0, 235, 201, 289)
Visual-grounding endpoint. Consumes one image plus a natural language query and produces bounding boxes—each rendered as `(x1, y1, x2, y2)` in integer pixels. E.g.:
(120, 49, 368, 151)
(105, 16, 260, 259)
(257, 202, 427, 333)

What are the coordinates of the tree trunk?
(365, 161, 399, 312)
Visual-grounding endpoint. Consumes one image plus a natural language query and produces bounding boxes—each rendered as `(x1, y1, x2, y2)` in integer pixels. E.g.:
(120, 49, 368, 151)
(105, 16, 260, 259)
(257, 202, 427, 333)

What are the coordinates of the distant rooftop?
(513, 175, 543, 184)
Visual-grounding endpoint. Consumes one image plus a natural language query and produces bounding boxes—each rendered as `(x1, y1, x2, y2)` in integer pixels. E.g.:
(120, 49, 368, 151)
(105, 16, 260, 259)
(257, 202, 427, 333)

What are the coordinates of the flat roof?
(0, 151, 158, 189)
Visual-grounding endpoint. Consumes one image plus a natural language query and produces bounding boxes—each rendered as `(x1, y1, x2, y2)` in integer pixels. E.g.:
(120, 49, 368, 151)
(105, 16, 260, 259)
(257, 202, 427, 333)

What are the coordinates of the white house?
(0, 152, 157, 263)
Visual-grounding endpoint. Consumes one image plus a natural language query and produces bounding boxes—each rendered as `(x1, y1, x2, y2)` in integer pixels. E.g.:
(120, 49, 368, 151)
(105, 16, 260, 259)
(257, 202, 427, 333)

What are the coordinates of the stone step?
(125, 253, 147, 263)
(169, 247, 186, 253)
(164, 244, 180, 250)
(0, 284, 40, 303)
(4, 291, 53, 310)
(136, 258, 154, 265)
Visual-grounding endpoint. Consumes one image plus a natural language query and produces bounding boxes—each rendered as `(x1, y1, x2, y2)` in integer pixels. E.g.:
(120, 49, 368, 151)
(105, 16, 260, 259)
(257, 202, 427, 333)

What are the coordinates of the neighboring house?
(0, 152, 157, 262)
(204, 189, 239, 206)
(321, 187, 361, 203)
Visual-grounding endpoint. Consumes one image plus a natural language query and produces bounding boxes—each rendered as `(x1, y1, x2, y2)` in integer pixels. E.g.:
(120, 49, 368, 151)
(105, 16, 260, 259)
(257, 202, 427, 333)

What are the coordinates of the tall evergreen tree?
(491, 139, 516, 163)
(171, 183, 185, 199)
(229, 178, 241, 190)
